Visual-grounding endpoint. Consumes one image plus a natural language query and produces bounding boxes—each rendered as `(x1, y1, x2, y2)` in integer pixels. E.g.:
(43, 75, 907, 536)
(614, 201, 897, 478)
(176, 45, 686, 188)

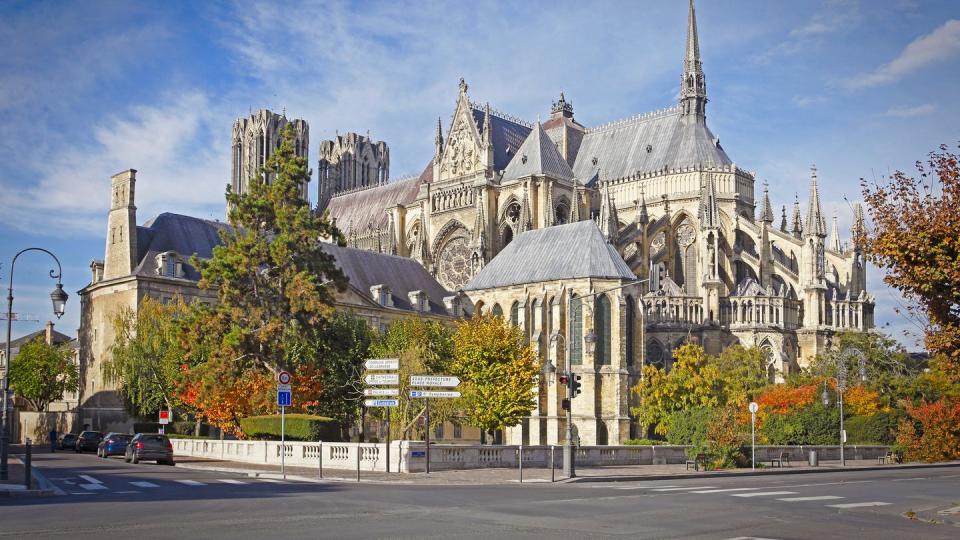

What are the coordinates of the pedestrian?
(49, 428, 57, 453)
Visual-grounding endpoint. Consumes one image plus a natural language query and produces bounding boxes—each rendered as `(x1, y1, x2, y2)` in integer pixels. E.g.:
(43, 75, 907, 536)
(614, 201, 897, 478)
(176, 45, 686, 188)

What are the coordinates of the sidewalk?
(172, 456, 960, 486)
(0, 453, 60, 497)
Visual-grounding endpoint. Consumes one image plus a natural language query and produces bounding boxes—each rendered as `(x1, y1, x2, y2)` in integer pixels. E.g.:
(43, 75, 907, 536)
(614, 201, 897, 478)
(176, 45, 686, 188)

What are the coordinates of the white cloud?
(0, 92, 230, 235)
(848, 19, 960, 89)
(886, 103, 935, 117)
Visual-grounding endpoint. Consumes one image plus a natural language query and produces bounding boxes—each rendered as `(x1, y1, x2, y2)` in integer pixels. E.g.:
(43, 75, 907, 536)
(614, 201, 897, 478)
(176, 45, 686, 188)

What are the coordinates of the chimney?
(45, 321, 54, 345)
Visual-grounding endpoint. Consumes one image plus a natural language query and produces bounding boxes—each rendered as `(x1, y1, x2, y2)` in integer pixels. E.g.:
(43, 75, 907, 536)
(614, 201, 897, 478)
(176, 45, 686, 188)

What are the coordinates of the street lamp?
(549, 326, 575, 478)
(822, 348, 865, 468)
(1, 247, 67, 481)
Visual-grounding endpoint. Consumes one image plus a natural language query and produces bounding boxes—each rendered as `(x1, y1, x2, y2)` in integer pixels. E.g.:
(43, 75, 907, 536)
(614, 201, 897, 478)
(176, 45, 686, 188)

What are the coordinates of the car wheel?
(131, 454, 139, 464)
(124, 455, 131, 463)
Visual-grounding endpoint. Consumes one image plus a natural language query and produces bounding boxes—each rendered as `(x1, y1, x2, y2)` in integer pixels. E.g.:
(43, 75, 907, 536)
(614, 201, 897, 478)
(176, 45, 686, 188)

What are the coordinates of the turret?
(759, 181, 774, 224)
(679, 0, 708, 122)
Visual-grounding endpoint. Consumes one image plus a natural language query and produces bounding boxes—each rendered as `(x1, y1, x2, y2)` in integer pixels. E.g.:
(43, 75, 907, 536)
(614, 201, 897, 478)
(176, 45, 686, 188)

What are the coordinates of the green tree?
(9, 336, 78, 411)
(451, 314, 539, 438)
(367, 318, 455, 440)
(104, 296, 192, 417)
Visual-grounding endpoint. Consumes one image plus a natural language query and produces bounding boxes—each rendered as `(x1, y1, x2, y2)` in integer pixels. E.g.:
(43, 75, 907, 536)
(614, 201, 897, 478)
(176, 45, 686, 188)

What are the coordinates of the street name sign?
(364, 388, 399, 396)
(409, 390, 461, 399)
(409, 375, 460, 387)
(364, 358, 399, 370)
(365, 373, 399, 385)
(364, 399, 399, 407)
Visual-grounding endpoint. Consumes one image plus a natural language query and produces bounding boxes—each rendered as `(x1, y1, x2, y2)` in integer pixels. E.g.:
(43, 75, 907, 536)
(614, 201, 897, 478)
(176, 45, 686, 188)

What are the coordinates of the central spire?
(680, 0, 707, 122)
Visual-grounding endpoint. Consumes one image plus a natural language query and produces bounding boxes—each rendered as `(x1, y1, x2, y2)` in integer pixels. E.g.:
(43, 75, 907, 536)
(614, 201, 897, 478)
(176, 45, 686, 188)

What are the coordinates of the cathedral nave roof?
(500, 121, 575, 183)
(324, 175, 421, 236)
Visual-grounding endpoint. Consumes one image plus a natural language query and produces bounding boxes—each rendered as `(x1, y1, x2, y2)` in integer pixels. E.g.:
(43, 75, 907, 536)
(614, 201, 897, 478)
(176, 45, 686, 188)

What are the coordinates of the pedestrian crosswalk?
(63, 474, 312, 495)
(596, 482, 895, 512)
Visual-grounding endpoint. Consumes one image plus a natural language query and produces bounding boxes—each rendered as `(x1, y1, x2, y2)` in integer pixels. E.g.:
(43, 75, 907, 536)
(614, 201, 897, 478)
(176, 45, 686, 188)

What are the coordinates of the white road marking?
(258, 478, 288, 483)
(78, 474, 102, 484)
(129, 481, 159, 488)
(70, 492, 96, 495)
(731, 491, 797, 498)
(615, 485, 681, 490)
(827, 501, 892, 508)
(777, 495, 844, 502)
(652, 486, 716, 491)
(113, 490, 140, 494)
(79, 483, 107, 491)
(175, 479, 206, 486)
(691, 488, 761, 494)
(218, 479, 247, 484)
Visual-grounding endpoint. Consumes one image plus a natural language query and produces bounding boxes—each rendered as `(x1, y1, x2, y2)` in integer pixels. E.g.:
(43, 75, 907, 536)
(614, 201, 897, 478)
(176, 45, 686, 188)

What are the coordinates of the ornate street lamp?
(1, 248, 67, 481)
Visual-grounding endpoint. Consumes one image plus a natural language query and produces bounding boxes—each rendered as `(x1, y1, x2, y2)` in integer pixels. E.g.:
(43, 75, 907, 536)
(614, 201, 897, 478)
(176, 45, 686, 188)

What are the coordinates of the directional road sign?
(364, 358, 399, 370)
(365, 373, 399, 385)
(277, 389, 292, 407)
(409, 390, 461, 399)
(364, 399, 399, 407)
(364, 388, 399, 397)
(409, 375, 460, 387)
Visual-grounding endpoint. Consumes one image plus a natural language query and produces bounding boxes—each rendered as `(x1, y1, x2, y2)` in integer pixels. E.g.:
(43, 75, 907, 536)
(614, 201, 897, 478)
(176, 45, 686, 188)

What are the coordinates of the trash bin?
(809, 450, 818, 466)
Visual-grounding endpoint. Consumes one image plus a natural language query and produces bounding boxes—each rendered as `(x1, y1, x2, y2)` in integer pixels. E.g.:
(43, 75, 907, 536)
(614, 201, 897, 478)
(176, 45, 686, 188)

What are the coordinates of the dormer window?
(408, 290, 429, 313)
(370, 284, 393, 307)
(155, 251, 184, 278)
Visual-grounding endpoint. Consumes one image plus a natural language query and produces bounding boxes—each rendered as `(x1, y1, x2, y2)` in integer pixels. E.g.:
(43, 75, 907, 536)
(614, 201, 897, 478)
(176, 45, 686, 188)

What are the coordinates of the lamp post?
(1, 248, 67, 480)
(822, 348, 866, 468)
(549, 325, 575, 478)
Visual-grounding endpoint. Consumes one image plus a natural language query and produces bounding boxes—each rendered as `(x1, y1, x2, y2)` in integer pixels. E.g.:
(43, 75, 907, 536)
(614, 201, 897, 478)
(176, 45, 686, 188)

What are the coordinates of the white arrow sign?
(364, 399, 399, 407)
(409, 375, 460, 387)
(364, 358, 399, 370)
(364, 388, 399, 397)
(364, 373, 399, 385)
(410, 390, 461, 399)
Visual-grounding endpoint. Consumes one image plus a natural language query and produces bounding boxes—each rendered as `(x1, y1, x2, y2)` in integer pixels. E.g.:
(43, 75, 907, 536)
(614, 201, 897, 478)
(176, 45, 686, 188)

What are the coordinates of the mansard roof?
(464, 220, 635, 290)
(323, 244, 452, 316)
(135, 213, 230, 280)
(501, 122, 575, 183)
(325, 175, 421, 235)
(470, 105, 532, 172)
(572, 107, 732, 182)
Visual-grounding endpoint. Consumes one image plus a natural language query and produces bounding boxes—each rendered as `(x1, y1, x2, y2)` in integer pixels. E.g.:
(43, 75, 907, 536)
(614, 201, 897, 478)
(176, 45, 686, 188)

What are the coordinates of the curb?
(172, 461, 414, 485)
(0, 455, 62, 498)
(562, 461, 960, 483)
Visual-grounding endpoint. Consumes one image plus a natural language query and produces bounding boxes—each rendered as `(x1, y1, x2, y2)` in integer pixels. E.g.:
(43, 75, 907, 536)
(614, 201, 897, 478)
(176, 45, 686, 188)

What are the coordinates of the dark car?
(58, 433, 78, 450)
(124, 433, 174, 465)
(75, 431, 103, 453)
(97, 433, 132, 458)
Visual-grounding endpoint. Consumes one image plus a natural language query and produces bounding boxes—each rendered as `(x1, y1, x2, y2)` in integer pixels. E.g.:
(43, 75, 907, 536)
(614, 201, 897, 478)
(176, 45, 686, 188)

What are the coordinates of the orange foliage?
(896, 397, 960, 462)
(756, 384, 817, 415)
(844, 385, 885, 416)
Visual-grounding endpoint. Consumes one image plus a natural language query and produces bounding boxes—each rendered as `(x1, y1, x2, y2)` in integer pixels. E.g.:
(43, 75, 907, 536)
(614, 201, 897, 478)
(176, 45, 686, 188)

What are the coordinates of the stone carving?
(442, 117, 481, 178)
(436, 236, 472, 290)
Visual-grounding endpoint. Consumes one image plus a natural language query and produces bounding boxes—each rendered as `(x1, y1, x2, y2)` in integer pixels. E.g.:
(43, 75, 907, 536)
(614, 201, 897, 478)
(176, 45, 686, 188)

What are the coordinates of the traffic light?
(558, 374, 569, 386)
(571, 374, 582, 397)
(561, 398, 571, 411)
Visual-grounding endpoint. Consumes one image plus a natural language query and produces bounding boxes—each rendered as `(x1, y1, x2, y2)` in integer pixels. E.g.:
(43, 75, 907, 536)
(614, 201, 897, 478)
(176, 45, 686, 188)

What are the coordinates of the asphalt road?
(1, 451, 958, 539)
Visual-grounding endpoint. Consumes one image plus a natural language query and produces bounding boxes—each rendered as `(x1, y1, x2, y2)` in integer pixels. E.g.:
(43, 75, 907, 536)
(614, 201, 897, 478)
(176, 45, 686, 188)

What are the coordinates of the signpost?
(361, 359, 400, 475)
(158, 409, 170, 435)
(364, 373, 399, 386)
(409, 375, 461, 473)
(748, 401, 759, 470)
(409, 375, 460, 387)
(277, 374, 293, 479)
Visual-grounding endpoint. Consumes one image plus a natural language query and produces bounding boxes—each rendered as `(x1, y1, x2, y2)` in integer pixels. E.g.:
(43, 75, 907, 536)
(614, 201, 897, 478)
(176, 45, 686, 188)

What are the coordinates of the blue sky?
(1, 0, 957, 347)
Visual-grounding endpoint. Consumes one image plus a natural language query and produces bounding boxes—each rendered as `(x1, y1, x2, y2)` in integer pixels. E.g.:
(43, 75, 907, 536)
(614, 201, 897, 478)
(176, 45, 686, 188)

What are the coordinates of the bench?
(878, 451, 901, 464)
(770, 452, 791, 467)
(685, 453, 709, 471)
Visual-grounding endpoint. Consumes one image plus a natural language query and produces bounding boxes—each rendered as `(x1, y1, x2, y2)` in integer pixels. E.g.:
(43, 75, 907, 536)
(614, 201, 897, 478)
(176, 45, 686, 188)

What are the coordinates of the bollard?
(24, 440, 32, 490)
(318, 441, 323, 480)
(356, 443, 361, 483)
(518, 444, 523, 483)
(550, 445, 556, 483)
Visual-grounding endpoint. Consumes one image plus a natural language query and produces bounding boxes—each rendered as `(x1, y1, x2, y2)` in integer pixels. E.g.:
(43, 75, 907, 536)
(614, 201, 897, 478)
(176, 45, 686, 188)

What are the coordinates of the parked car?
(124, 433, 174, 465)
(97, 433, 132, 458)
(75, 431, 103, 453)
(58, 433, 78, 450)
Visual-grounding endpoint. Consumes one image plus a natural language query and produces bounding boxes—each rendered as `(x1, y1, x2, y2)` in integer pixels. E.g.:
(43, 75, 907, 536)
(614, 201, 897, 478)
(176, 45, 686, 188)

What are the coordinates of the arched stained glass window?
(570, 296, 582, 365)
(595, 295, 612, 366)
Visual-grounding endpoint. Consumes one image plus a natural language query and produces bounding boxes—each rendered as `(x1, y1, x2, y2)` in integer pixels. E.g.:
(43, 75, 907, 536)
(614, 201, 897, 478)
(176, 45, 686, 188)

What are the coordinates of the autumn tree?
(861, 144, 960, 381)
(451, 314, 539, 439)
(182, 124, 350, 432)
(8, 336, 78, 411)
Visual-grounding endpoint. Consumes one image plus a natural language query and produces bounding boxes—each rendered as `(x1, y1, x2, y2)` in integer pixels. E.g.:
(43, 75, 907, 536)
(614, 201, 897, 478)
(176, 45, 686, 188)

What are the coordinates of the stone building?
(78, 169, 460, 433)
(323, 0, 876, 446)
(317, 132, 390, 212)
(230, 108, 310, 209)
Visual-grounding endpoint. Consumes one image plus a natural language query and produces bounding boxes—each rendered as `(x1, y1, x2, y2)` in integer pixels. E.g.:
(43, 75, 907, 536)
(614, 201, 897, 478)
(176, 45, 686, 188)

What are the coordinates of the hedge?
(623, 439, 667, 446)
(845, 412, 901, 445)
(239, 414, 341, 441)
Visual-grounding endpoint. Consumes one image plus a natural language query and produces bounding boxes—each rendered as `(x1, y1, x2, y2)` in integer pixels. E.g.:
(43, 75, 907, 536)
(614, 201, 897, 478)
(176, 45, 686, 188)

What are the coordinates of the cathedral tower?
(230, 109, 309, 215)
(679, 0, 708, 122)
(316, 132, 390, 212)
(103, 169, 138, 280)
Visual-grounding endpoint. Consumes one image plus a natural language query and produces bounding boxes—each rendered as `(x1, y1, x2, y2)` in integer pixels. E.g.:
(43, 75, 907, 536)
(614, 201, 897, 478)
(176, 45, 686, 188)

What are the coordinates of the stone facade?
(317, 132, 390, 213)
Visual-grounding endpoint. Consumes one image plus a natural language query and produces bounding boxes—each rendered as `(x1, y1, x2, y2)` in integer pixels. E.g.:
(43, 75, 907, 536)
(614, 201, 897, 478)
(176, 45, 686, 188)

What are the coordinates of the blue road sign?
(277, 390, 292, 407)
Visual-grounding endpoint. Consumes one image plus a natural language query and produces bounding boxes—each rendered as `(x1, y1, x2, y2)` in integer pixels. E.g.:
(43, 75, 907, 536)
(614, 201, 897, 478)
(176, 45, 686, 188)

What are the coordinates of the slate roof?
(465, 220, 635, 290)
(471, 107, 532, 172)
(501, 122, 575, 183)
(323, 244, 453, 316)
(325, 176, 421, 235)
(8, 327, 73, 350)
(572, 108, 732, 182)
(135, 213, 231, 280)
